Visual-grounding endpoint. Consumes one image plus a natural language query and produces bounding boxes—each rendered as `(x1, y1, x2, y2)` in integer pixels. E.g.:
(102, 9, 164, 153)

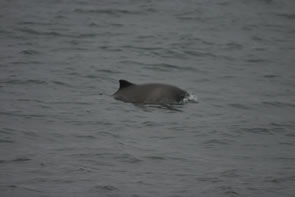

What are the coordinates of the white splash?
(182, 93, 198, 104)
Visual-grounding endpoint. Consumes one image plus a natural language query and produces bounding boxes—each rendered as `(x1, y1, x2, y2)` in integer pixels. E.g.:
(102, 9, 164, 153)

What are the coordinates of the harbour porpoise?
(113, 79, 196, 104)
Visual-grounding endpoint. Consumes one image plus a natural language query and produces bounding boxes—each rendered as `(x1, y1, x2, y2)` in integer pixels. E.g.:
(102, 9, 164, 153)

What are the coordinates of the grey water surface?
(1, 0, 295, 196)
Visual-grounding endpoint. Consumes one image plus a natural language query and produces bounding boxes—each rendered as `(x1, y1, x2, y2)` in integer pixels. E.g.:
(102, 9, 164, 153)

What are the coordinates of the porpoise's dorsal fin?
(119, 79, 134, 89)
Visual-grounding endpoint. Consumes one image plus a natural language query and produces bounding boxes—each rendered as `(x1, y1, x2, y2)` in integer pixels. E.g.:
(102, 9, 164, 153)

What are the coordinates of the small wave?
(135, 104, 184, 112)
(16, 98, 44, 103)
(0, 111, 48, 119)
(52, 80, 73, 87)
(1, 79, 72, 88)
(265, 175, 295, 183)
(22, 130, 38, 137)
(75, 33, 97, 38)
(241, 127, 272, 134)
(116, 153, 142, 163)
(152, 49, 187, 59)
(92, 152, 141, 163)
(183, 50, 217, 58)
(120, 60, 195, 71)
(177, 15, 202, 21)
(17, 21, 53, 26)
(74, 135, 96, 139)
(144, 155, 165, 160)
(0, 157, 31, 164)
(17, 27, 97, 39)
(224, 42, 243, 50)
(252, 35, 264, 42)
(0, 79, 72, 87)
(144, 155, 186, 161)
(99, 45, 122, 52)
(221, 169, 240, 178)
(0, 127, 15, 134)
(3, 184, 43, 193)
(74, 8, 141, 16)
(122, 44, 163, 51)
(203, 139, 232, 145)
(17, 27, 62, 36)
(92, 185, 119, 192)
(271, 122, 295, 129)
(136, 35, 154, 39)
(143, 63, 182, 72)
(141, 62, 198, 72)
(0, 139, 14, 143)
(229, 103, 251, 110)
(218, 186, 240, 196)
(246, 58, 266, 63)
(276, 13, 295, 20)
(198, 176, 222, 183)
(262, 101, 295, 108)
(12, 157, 31, 162)
(273, 157, 295, 161)
(21, 49, 40, 55)
(88, 22, 100, 27)
(95, 68, 122, 74)
(263, 74, 278, 78)
(0, 29, 11, 34)
(0, 79, 47, 85)
(11, 60, 42, 65)
(99, 131, 120, 139)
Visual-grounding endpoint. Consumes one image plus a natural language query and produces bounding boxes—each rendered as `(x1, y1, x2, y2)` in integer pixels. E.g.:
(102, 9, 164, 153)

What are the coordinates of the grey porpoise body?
(113, 79, 190, 104)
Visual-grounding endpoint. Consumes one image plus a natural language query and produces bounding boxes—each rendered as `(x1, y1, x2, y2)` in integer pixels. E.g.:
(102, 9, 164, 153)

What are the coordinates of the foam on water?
(183, 93, 198, 104)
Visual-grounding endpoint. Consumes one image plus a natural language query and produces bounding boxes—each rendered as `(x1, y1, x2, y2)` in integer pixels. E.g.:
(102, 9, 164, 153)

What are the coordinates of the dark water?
(1, 0, 295, 196)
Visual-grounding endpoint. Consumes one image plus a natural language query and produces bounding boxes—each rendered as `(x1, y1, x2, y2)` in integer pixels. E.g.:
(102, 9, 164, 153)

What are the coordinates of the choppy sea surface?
(1, 0, 295, 196)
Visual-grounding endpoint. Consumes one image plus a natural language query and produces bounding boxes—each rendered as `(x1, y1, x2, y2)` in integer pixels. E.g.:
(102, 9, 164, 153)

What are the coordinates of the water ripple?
(276, 13, 295, 20)
(262, 101, 295, 108)
(0, 79, 47, 85)
(0, 157, 31, 164)
(74, 8, 142, 16)
(92, 185, 119, 192)
(241, 127, 272, 135)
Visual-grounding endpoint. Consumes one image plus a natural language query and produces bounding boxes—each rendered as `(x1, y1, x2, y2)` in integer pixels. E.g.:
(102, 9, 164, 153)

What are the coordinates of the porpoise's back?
(113, 80, 189, 104)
